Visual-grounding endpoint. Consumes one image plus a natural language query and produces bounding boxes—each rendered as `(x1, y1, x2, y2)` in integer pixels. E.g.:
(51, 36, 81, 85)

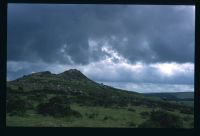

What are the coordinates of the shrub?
(70, 110, 82, 118)
(37, 96, 81, 118)
(180, 108, 194, 114)
(103, 115, 114, 120)
(27, 93, 47, 102)
(183, 115, 192, 121)
(128, 122, 136, 127)
(127, 108, 136, 112)
(37, 102, 70, 117)
(138, 110, 183, 128)
(18, 86, 23, 91)
(6, 95, 32, 116)
(85, 112, 98, 119)
(190, 120, 194, 127)
(164, 107, 175, 112)
(140, 111, 150, 118)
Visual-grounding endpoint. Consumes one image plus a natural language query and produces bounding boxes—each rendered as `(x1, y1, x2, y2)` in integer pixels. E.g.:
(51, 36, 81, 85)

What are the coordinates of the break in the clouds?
(7, 4, 195, 91)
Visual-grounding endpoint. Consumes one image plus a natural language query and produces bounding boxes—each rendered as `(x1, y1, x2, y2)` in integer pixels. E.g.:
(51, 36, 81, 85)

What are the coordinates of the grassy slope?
(6, 70, 194, 127)
(6, 104, 193, 128)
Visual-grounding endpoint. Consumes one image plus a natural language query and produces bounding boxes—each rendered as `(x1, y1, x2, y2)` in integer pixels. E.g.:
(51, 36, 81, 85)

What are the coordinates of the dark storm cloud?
(8, 4, 194, 65)
(7, 4, 195, 87)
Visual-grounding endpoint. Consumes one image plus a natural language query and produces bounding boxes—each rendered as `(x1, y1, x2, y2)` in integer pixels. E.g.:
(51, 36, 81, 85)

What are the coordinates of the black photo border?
(0, 0, 199, 136)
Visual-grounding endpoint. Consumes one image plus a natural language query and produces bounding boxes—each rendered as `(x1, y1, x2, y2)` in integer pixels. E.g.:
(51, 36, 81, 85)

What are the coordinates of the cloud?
(98, 82, 194, 93)
(7, 4, 194, 88)
(81, 61, 194, 84)
(7, 57, 194, 85)
(8, 4, 194, 65)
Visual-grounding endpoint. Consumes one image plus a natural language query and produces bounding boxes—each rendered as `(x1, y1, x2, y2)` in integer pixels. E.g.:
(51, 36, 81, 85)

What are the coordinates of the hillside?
(144, 92, 194, 107)
(6, 69, 194, 128)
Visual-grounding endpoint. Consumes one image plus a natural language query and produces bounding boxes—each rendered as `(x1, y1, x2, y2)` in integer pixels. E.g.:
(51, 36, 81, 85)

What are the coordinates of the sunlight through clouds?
(7, 4, 194, 92)
(150, 62, 194, 77)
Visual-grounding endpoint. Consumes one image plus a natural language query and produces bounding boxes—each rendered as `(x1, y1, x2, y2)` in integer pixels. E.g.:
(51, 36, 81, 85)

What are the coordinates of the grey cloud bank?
(8, 4, 194, 64)
(7, 60, 194, 85)
(7, 4, 195, 91)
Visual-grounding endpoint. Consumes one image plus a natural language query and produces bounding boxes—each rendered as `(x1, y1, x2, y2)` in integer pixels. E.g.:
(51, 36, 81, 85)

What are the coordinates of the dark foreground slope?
(6, 69, 194, 127)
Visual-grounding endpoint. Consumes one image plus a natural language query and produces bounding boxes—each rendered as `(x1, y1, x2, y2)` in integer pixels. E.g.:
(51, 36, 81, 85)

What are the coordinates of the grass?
(6, 104, 148, 127)
(6, 104, 193, 128)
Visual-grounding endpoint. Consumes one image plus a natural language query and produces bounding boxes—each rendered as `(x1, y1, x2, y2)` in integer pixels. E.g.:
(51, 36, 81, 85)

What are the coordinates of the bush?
(85, 112, 98, 119)
(27, 93, 47, 102)
(103, 115, 114, 120)
(37, 102, 70, 117)
(164, 107, 175, 112)
(138, 110, 183, 128)
(190, 121, 194, 127)
(128, 122, 136, 127)
(127, 108, 136, 112)
(183, 115, 192, 121)
(140, 111, 150, 118)
(180, 108, 194, 114)
(37, 96, 81, 118)
(6, 95, 32, 116)
(70, 110, 82, 118)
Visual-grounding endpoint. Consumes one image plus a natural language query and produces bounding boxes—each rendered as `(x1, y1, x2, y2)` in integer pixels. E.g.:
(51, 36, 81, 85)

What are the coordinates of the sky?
(7, 4, 195, 92)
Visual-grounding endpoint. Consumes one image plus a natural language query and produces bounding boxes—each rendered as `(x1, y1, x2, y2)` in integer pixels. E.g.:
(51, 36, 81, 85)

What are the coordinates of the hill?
(6, 69, 194, 128)
(144, 92, 194, 107)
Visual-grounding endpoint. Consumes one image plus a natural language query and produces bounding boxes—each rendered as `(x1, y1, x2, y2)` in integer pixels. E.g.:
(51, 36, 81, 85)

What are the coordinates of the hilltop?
(8, 69, 104, 92)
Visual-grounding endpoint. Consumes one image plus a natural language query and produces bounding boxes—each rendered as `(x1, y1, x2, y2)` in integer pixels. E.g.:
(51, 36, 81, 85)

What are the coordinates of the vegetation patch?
(127, 108, 136, 112)
(138, 110, 184, 128)
(103, 115, 114, 120)
(140, 111, 150, 119)
(7, 94, 33, 116)
(37, 96, 82, 118)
